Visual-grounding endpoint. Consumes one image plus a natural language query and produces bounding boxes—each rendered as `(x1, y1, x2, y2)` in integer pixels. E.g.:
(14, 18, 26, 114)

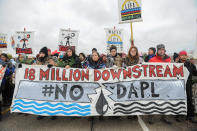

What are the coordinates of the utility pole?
(130, 23, 134, 47)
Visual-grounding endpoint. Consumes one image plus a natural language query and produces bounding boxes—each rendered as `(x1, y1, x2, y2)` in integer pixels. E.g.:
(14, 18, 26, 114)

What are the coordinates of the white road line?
(137, 116, 150, 131)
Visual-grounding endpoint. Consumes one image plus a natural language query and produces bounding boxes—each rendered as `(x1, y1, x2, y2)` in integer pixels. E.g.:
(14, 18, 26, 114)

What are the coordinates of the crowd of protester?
(0, 44, 197, 124)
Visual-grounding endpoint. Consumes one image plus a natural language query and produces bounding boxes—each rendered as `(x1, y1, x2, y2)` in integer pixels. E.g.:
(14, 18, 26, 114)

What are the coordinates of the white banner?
(105, 28, 124, 54)
(58, 29, 79, 52)
(118, 0, 142, 23)
(14, 31, 34, 54)
(11, 63, 189, 116)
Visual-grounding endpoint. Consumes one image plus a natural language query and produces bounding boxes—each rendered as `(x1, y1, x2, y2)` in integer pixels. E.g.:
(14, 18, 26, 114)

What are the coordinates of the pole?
(130, 23, 134, 47)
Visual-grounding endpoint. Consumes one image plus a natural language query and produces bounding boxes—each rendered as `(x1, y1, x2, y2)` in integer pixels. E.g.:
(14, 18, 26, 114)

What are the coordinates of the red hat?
(48, 49, 51, 52)
(179, 51, 187, 56)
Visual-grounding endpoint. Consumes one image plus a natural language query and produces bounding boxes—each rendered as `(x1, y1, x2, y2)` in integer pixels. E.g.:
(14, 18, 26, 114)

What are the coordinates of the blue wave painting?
(12, 99, 91, 116)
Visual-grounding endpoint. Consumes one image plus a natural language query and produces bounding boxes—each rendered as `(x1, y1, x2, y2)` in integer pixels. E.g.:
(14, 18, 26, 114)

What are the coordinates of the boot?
(51, 116, 57, 120)
(37, 116, 45, 120)
(147, 116, 154, 124)
(161, 116, 172, 125)
(188, 117, 197, 123)
(175, 115, 182, 122)
(127, 115, 137, 120)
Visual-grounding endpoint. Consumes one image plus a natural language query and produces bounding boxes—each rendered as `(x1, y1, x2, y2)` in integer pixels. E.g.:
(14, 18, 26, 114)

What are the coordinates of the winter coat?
(149, 54, 171, 63)
(123, 56, 143, 67)
(144, 54, 155, 62)
(63, 55, 81, 68)
(107, 54, 123, 68)
(84, 58, 106, 69)
(0, 60, 15, 90)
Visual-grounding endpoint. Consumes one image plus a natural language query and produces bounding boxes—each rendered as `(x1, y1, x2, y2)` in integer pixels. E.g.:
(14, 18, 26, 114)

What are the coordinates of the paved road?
(1, 108, 197, 131)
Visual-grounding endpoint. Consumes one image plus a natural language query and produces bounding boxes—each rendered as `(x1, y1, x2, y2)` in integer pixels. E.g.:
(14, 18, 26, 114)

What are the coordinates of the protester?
(107, 45, 123, 68)
(0, 53, 15, 106)
(144, 47, 156, 62)
(149, 44, 172, 124)
(35, 47, 56, 120)
(173, 53, 179, 63)
(83, 52, 105, 69)
(17, 53, 33, 65)
(92, 48, 97, 54)
(35, 47, 55, 66)
(56, 52, 66, 67)
(149, 44, 171, 62)
(101, 54, 107, 65)
(79, 53, 87, 68)
(178, 50, 197, 123)
(123, 46, 143, 67)
(63, 47, 81, 68)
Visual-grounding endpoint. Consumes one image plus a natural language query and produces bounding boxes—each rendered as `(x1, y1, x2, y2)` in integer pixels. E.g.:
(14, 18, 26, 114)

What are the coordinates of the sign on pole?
(14, 30, 34, 54)
(58, 29, 79, 52)
(118, 0, 142, 23)
(105, 28, 124, 54)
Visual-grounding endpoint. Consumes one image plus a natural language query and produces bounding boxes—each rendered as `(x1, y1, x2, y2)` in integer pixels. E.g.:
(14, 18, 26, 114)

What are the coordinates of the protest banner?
(105, 28, 124, 54)
(11, 63, 189, 116)
(58, 29, 79, 52)
(0, 33, 8, 51)
(13, 29, 34, 54)
(118, 0, 142, 23)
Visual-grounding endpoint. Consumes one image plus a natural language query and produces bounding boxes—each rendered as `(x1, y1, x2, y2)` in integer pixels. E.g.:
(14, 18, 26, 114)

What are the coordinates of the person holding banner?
(123, 46, 143, 67)
(16, 53, 33, 65)
(35, 47, 55, 66)
(179, 51, 197, 123)
(107, 45, 123, 68)
(79, 53, 87, 68)
(83, 52, 105, 69)
(0, 53, 15, 106)
(149, 44, 171, 63)
(144, 47, 156, 62)
(63, 47, 81, 68)
(149, 44, 172, 125)
(35, 47, 56, 120)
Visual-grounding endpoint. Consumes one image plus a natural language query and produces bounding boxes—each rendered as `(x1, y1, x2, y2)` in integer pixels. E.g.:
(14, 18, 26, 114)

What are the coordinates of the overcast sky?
(0, 0, 197, 55)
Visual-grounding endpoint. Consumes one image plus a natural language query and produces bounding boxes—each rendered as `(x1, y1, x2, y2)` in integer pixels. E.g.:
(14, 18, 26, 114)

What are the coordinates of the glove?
(47, 64, 53, 68)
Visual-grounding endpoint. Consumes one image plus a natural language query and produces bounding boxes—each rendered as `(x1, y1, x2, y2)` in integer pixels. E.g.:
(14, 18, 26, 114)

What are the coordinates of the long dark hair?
(64, 47, 77, 60)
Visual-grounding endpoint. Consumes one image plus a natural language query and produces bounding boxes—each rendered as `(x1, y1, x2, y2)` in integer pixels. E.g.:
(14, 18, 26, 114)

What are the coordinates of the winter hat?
(173, 53, 179, 61)
(110, 45, 117, 52)
(1, 53, 8, 59)
(157, 44, 165, 50)
(149, 47, 156, 54)
(179, 50, 187, 56)
(39, 47, 48, 57)
(92, 48, 97, 52)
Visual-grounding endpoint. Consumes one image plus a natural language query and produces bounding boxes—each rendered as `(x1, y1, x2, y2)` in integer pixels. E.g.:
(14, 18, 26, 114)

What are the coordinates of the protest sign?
(14, 31, 34, 54)
(118, 0, 142, 23)
(105, 28, 124, 54)
(58, 29, 79, 52)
